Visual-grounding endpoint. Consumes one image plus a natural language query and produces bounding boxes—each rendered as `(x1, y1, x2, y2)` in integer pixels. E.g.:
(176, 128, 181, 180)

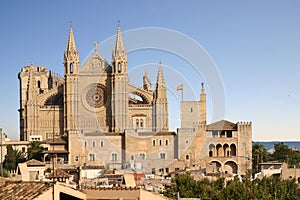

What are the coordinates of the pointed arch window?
(70, 63, 73, 74)
(118, 62, 121, 73)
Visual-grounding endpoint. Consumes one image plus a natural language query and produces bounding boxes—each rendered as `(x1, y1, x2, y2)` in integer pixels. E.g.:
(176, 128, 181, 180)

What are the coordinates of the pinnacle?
(156, 62, 166, 86)
(66, 26, 77, 52)
(113, 24, 125, 60)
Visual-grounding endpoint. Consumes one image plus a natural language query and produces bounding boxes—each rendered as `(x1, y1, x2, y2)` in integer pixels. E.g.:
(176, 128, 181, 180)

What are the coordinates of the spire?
(64, 24, 79, 75)
(27, 68, 38, 99)
(66, 25, 77, 52)
(156, 61, 166, 86)
(200, 82, 206, 102)
(113, 22, 126, 60)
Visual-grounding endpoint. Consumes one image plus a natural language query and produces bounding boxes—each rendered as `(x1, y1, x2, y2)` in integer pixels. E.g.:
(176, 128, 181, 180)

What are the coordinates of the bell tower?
(64, 25, 80, 133)
(111, 23, 129, 132)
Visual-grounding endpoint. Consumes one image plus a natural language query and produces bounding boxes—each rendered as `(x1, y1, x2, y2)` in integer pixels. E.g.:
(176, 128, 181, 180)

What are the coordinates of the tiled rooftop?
(0, 181, 52, 200)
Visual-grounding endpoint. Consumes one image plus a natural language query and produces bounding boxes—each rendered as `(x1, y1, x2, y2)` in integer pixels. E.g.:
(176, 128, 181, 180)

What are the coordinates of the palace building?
(18, 24, 252, 175)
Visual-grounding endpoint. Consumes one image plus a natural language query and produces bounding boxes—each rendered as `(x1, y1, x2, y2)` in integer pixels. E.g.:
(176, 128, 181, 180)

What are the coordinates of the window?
(136, 119, 139, 128)
(130, 155, 134, 160)
(118, 62, 121, 73)
(165, 168, 169, 173)
(186, 140, 188, 144)
(226, 131, 232, 138)
(175, 168, 180, 171)
(70, 63, 73, 74)
(75, 156, 79, 161)
(22, 147, 26, 153)
(160, 153, 166, 159)
(92, 141, 96, 147)
(112, 153, 118, 161)
(151, 168, 155, 174)
(139, 153, 146, 160)
(140, 119, 144, 128)
(152, 139, 156, 146)
(100, 141, 104, 147)
(90, 154, 95, 161)
(84, 141, 87, 147)
(159, 140, 162, 146)
(190, 107, 193, 112)
(165, 139, 169, 146)
(186, 155, 190, 160)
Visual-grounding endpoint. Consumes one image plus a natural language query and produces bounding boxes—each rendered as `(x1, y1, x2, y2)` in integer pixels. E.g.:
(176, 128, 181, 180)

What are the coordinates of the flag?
(177, 84, 183, 91)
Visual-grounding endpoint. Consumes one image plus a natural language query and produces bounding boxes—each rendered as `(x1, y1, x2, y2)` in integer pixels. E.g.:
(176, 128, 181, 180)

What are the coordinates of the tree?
(27, 141, 44, 161)
(252, 143, 269, 173)
(3, 145, 25, 171)
(271, 142, 293, 162)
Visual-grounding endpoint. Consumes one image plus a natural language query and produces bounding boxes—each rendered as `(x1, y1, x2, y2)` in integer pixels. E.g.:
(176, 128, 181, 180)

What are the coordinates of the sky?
(0, 1, 299, 141)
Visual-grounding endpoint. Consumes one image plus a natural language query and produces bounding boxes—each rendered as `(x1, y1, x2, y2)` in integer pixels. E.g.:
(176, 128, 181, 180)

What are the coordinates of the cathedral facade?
(18, 25, 252, 175)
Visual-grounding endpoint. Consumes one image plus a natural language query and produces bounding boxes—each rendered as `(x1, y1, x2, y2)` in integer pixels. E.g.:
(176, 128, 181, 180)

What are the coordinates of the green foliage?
(252, 143, 269, 173)
(164, 172, 300, 199)
(27, 141, 44, 161)
(3, 144, 26, 171)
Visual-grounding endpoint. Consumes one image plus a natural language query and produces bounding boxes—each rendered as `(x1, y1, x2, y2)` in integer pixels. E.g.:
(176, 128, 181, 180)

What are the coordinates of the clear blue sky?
(0, 1, 299, 141)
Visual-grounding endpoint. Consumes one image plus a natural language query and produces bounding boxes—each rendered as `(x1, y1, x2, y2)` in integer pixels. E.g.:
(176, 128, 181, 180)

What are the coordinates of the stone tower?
(64, 25, 80, 133)
(152, 62, 168, 132)
(199, 82, 206, 124)
(111, 24, 129, 132)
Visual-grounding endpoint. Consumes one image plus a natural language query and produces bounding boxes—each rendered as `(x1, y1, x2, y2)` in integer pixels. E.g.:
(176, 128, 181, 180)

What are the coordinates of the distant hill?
(253, 141, 300, 151)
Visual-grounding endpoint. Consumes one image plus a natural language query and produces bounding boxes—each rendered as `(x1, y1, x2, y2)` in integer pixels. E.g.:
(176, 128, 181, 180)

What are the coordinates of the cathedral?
(18, 24, 252, 175)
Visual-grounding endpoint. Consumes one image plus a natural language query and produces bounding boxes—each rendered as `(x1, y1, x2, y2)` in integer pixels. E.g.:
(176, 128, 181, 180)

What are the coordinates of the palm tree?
(3, 145, 26, 171)
(27, 141, 44, 161)
(252, 143, 268, 173)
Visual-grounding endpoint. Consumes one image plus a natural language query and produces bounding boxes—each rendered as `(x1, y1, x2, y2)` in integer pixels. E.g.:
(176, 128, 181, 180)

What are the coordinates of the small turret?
(143, 70, 151, 91)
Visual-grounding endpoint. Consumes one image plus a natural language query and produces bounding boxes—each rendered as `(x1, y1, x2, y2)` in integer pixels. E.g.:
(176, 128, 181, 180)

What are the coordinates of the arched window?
(70, 63, 73, 74)
(230, 144, 236, 156)
(140, 119, 144, 128)
(152, 139, 156, 146)
(186, 155, 190, 160)
(165, 139, 169, 146)
(136, 119, 139, 128)
(118, 62, 121, 73)
(37, 81, 41, 88)
(159, 139, 162, 146)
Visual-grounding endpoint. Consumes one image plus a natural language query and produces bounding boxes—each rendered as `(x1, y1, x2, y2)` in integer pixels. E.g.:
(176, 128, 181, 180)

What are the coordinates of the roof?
(26, 159, 45, 166)
(207, 120, 237, 131)
(0, 181, 52, 200)
(46, 169, 71, 179)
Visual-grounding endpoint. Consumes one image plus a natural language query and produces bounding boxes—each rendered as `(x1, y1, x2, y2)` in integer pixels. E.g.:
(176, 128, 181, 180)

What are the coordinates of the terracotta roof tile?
(0, 181, 52, 200)
(207, 120, 237, 131)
